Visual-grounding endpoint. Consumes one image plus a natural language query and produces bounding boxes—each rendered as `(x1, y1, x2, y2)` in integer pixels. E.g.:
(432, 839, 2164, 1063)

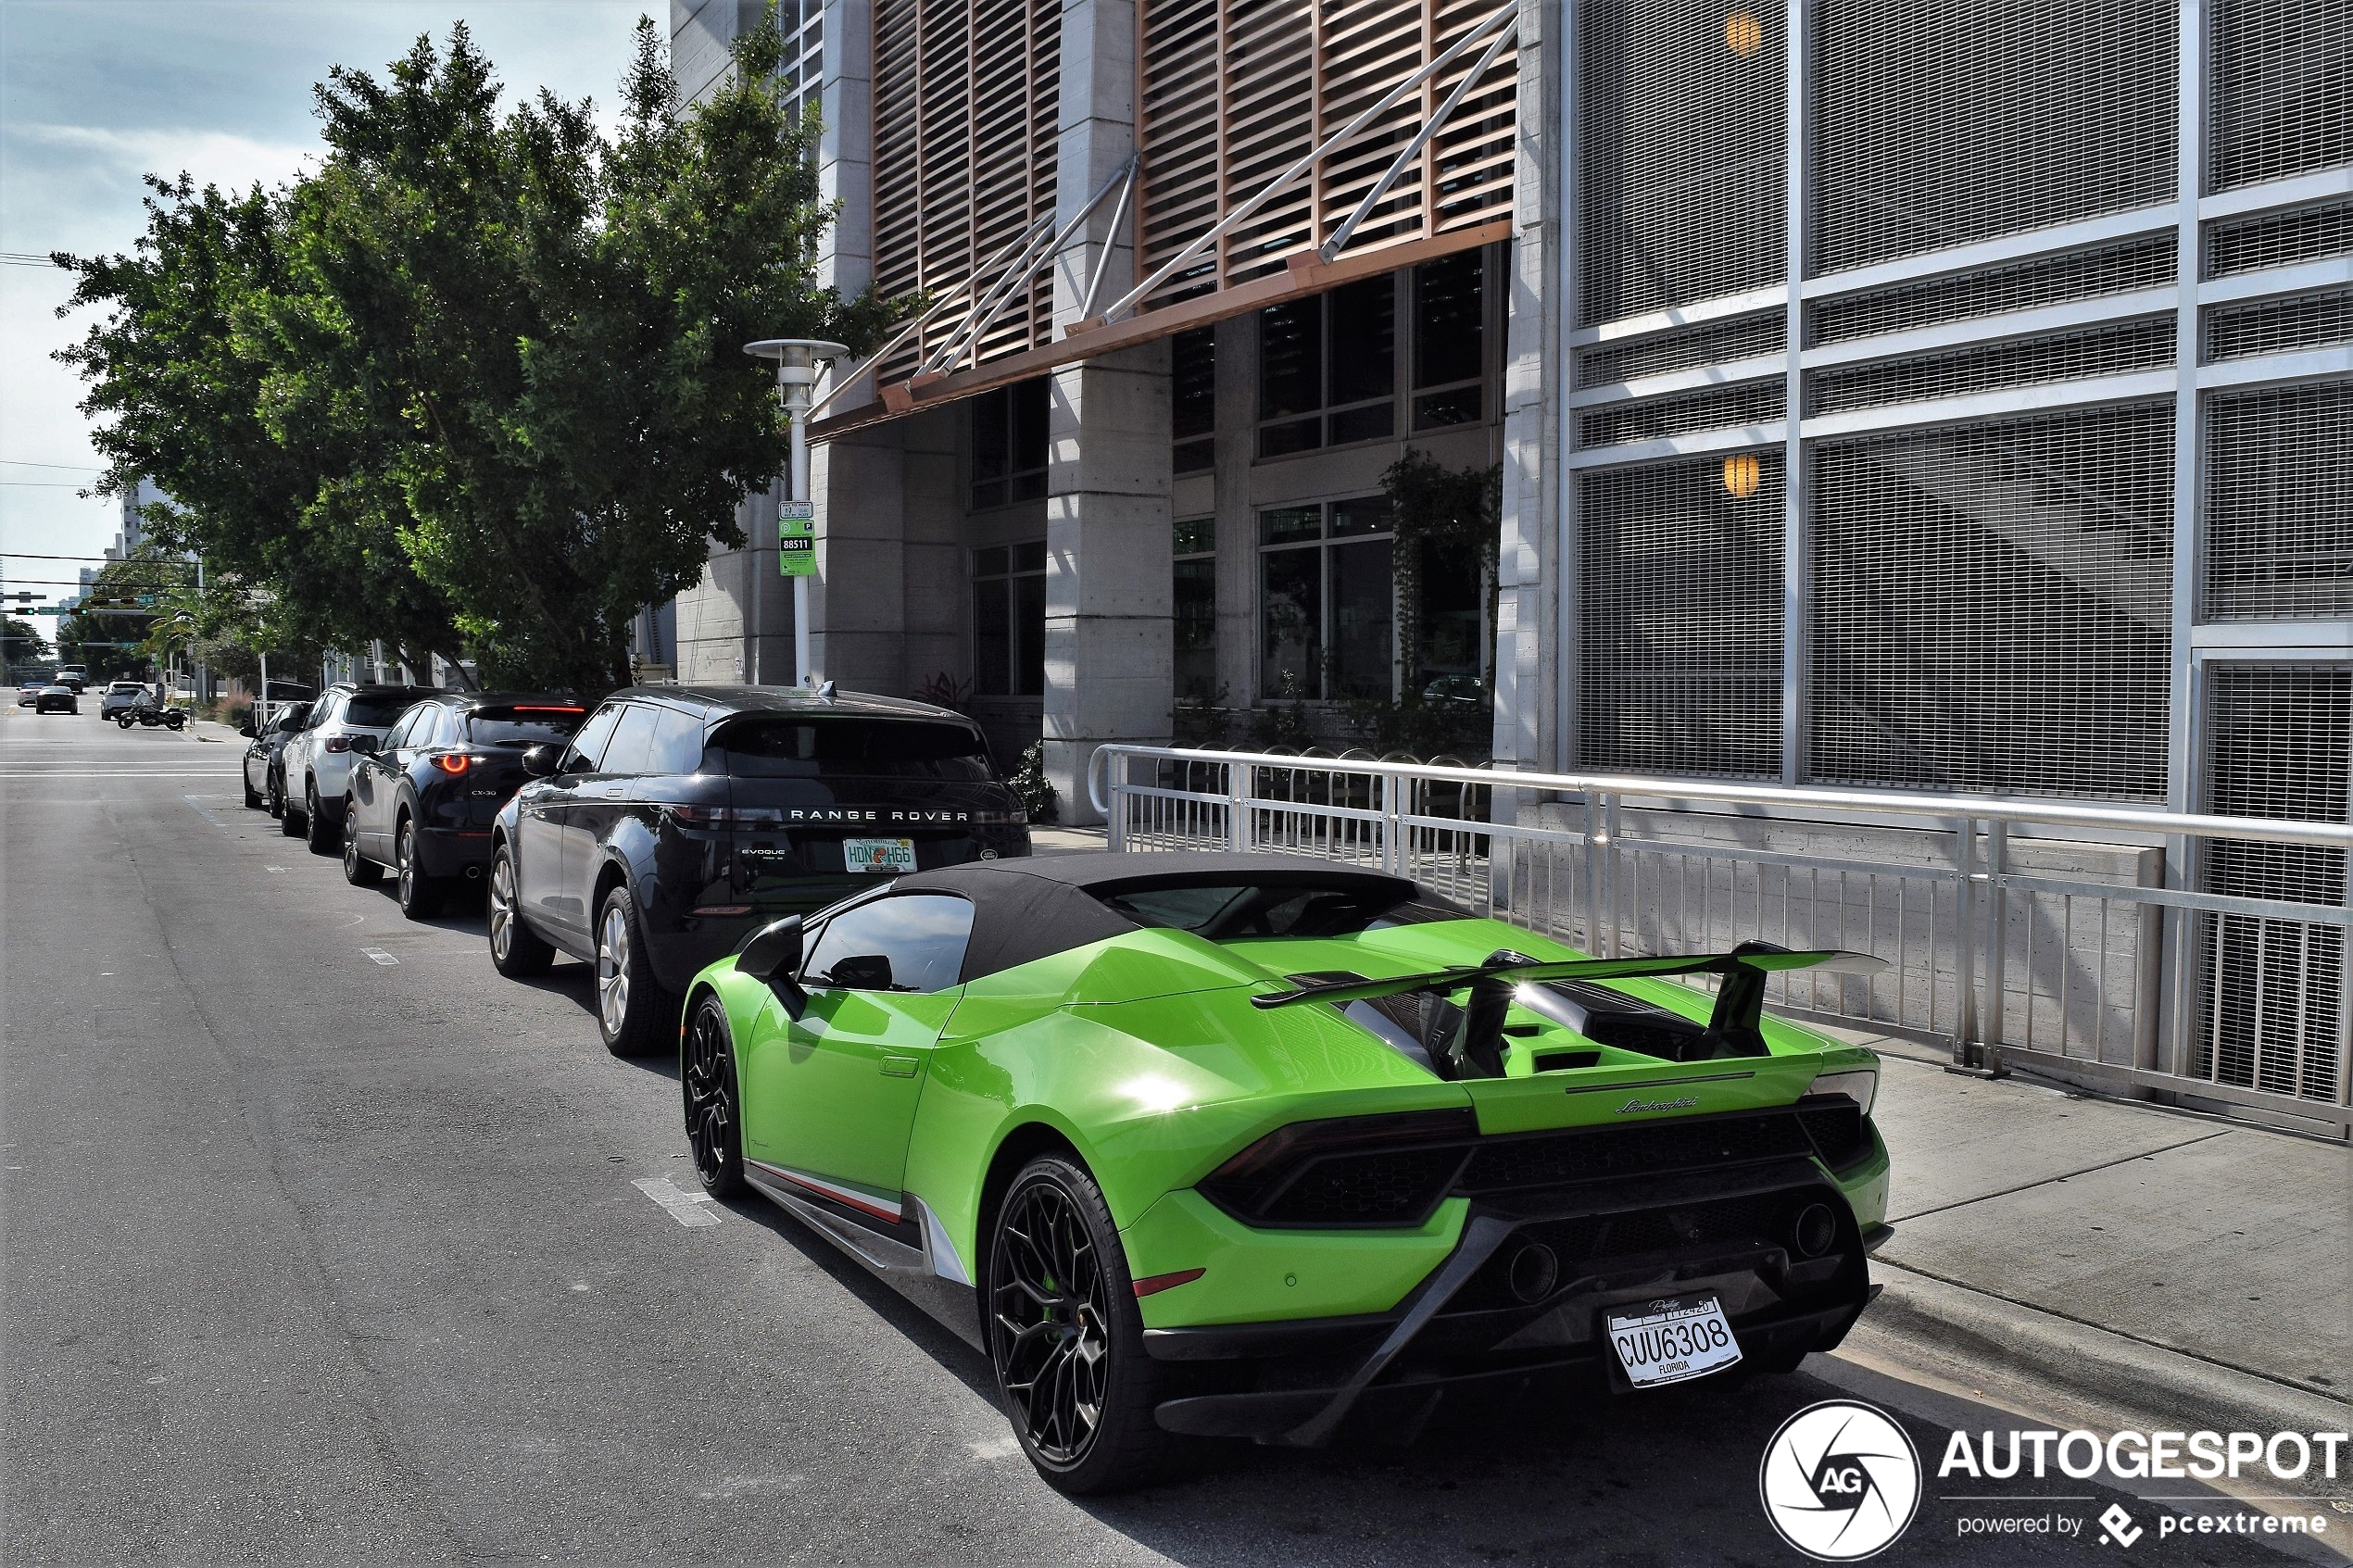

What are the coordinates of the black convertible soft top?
(884, 853, 1439, 983)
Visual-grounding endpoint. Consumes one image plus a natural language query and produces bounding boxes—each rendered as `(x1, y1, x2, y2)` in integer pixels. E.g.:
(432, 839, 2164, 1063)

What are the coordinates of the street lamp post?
(743, 339, 849, 688)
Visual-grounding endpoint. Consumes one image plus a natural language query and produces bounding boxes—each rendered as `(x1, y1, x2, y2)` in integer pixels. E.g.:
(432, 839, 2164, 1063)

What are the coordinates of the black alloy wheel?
(485, 846, 554, 977)
(342, 806, 384, 885)
(681, 995, 745, 1198)
(396, 818, 445, 921)
(987, 1157, 1175, 1495)
(594, 884, 672, 1058)
(266, 766, 287, 820)
(305, 783, 339, 856)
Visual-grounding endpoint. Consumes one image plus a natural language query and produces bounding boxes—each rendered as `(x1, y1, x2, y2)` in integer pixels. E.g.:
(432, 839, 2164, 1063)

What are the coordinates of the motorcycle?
(118, 694, 187, 731)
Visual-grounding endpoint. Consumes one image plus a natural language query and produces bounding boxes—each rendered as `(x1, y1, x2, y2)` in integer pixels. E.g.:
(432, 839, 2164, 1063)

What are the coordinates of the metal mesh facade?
(2204, 289, 2353, 363)
(1576, 313, 1784, 387)
(1813, 0, 2175, 273)
(1808, 405, 2175, 799)
(2196, 664, 2349, 1103)
(1579, 455, 1785, 779)
(1808, 238, 2177, 346)
(2205, 382, 2353, 620)
(1574, 0, 1784, 324)
(1577, 381, 1784, 446)
(1808, 318, 2176, 416)
(2208, 0, 2353, 191)
(2206, 199, 2353, 278)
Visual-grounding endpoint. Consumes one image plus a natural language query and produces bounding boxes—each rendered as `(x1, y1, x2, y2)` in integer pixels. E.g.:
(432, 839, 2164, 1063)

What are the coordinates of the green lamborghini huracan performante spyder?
(676, 853, 1893, 1493)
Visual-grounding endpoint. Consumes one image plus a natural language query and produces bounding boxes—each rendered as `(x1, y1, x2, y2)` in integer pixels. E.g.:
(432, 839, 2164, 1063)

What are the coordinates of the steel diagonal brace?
(1277, 1214, 1517, 1448)
(1320, 21, 1520, 263)
(924, 155, 1142, 377)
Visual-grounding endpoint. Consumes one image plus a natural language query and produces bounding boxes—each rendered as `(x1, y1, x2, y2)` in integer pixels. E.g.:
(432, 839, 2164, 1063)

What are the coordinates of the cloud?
(18, 123, 316, 195)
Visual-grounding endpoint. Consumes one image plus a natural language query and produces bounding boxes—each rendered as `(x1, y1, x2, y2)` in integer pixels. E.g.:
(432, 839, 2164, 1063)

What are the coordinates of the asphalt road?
(1, 700, 2334, 1566)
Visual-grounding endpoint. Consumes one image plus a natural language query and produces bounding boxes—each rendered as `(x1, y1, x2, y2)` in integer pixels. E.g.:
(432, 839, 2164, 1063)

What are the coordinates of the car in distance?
(341, 692, 586, 919)
(238, 700, 313, 813)
(277, 684, 438, 855)
(53, 665, 88, 693)
(99, 681, 150, 722)
(33, 684, 79, 714)
(676, 853, 1890, 1494)
(485, 685, 1031, 1056)
(13, 685, 35, 708)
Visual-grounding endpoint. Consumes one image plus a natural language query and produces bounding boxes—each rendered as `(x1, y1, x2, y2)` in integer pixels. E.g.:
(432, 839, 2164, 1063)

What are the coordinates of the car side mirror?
(522, 743, 562, 778)
(347, 734, 379, 756)
(826, 953, 895, 992)
(736, 917, 806, 1012)
(238, 721, 258, 737)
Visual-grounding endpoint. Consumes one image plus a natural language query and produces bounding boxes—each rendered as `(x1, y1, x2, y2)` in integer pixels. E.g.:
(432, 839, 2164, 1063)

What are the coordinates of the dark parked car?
(341, 692, 587, 919)
(486, 685, 1031, 1055)
(279, 684, 442, 853)
(238, 700, 313, 813)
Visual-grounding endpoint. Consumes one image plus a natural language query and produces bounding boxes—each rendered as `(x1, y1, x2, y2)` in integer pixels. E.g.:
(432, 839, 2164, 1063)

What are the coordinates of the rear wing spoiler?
(1253, 942, 1888, 1081)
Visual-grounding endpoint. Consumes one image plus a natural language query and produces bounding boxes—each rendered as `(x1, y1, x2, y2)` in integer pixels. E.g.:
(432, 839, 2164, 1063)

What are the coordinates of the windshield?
(465, 706, 586, 746)
(719, 718, 994, 781)
(1097, 883, 1468, 940)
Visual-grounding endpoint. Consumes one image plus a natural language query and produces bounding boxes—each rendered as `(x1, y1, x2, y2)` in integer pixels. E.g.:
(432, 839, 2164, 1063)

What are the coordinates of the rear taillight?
(324, 735, 351, 753)
(432, 753, 472, 775)
(667, 805, 782, 826)
(1200, 1109, 1476, 1230)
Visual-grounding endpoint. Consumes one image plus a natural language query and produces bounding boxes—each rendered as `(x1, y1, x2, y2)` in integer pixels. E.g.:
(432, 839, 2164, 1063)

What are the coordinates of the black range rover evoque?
(486, 685, 1032, 1055)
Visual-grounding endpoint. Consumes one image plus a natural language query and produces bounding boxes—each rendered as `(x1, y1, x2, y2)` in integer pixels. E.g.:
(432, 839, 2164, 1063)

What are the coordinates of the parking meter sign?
(780, 517, 815, 578)
(780, 501, 814, 521)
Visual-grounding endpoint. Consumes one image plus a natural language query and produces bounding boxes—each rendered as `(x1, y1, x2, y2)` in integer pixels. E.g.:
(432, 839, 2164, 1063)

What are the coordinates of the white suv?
(280, 684, 436, 855)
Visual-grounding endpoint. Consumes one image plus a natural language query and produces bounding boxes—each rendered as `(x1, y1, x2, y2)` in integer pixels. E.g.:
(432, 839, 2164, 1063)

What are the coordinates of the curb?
(1845, 1265, 2350, 1476)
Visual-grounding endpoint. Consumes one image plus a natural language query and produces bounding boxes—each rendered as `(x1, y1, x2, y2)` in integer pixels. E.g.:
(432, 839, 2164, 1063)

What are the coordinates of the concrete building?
(662, 0, 2344, 924)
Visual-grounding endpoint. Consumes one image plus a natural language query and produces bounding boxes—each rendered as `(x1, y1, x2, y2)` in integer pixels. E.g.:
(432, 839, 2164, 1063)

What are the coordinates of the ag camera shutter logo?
(1759, 1399, 1923, 1561)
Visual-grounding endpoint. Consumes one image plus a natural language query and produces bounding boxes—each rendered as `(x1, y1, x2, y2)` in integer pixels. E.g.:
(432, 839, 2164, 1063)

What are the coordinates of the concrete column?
(1043, 344, 1175, 823)
(1051, 0, 1137, 323)
(1491, 5, 1555, 775)
(1038, 0, 1171, 823)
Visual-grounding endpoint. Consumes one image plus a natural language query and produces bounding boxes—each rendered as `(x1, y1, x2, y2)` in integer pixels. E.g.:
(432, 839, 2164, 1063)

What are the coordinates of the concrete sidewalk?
(1830, 1027, 2351, 1500)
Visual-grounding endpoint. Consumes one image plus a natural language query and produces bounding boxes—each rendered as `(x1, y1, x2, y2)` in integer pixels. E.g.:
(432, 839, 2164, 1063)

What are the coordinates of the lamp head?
(744, 338, 851, 386)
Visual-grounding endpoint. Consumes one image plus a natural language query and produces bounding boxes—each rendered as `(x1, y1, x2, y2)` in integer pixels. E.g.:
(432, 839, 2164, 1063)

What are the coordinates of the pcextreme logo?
(1759, 1399, 1924, 1562)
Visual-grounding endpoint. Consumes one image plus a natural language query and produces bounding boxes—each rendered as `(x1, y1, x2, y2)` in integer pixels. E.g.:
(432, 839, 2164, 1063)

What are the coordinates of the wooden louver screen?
(871, 0, 1062, 381)
(1138, 0, 1517, 311)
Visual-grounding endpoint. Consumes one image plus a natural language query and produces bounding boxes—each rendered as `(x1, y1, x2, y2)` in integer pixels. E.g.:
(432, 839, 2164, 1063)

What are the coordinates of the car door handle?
(878, 1056, 919, 1078)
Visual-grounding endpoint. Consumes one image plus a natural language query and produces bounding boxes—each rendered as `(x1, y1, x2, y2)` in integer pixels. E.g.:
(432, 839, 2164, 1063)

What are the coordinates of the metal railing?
(1088, 746, 2353, 1138)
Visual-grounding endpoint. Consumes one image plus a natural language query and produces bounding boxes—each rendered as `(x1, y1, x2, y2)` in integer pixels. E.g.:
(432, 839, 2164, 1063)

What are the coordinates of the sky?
(0, 0, 651, 602)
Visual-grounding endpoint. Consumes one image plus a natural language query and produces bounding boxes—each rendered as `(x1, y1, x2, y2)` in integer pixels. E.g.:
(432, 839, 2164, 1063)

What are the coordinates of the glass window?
(345, 693, 421, 727)
(720, 718, 994, 781)
(1414, 251, 1484, 389)
(463, 704, 588, 746)
(973, 544, 1048, 698)
(647, 709, 707, 776)
(1329, 541, 1395, 699)
(1261, 547, 1323, 700)
(598, 704, 662, 776)
(1256, 498, 1400, 701)
(1173, 327, 1215, 474)
(1097, 881, 1459, 938)
(1415, 535, 1486, 693)
(1258, 298, 1322, 421)
(801, 894, 976, 994)
(1327, 277, 1394, 406)
(382, 708, 425, 750)
(1175, 517, 1217, 705)
(972, 379, 1051, 508)
(562, 702, 625, 773)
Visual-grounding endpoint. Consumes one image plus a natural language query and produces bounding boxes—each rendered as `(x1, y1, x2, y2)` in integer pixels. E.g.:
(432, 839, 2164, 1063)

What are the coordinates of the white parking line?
(182, 795, 224, 826)
(361, 947, 400, 966)
(632, 1176, 721, 1227)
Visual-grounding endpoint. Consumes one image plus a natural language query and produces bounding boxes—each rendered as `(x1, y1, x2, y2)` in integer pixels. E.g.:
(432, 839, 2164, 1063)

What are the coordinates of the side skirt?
(743, 1162, 983, 1353)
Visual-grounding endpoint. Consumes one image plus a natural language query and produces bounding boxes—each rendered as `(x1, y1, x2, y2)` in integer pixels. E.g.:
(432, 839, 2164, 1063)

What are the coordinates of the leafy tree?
(59, 7, 895, 698)
(3, 617, 52, 668)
